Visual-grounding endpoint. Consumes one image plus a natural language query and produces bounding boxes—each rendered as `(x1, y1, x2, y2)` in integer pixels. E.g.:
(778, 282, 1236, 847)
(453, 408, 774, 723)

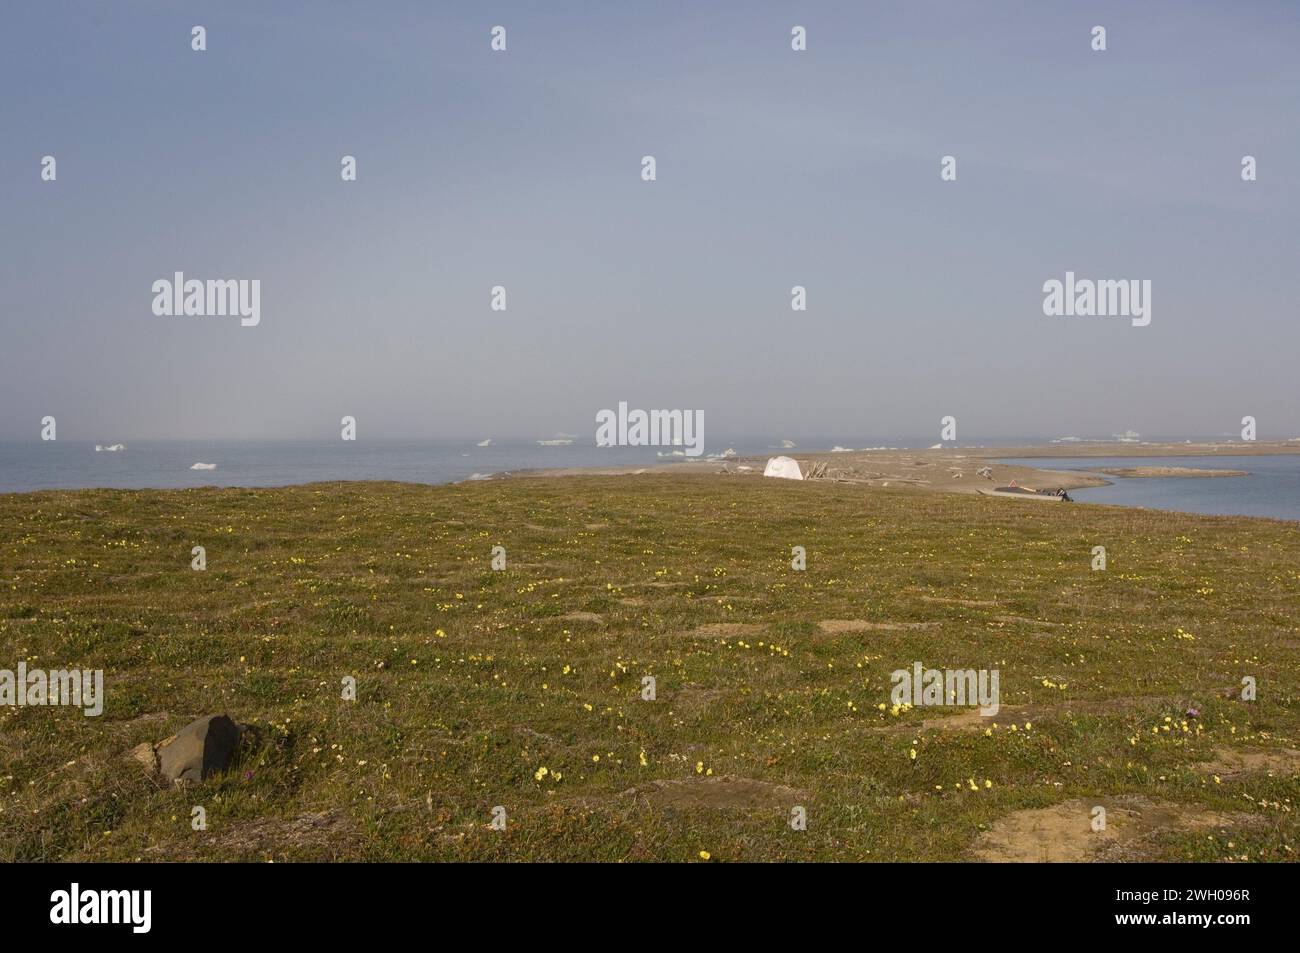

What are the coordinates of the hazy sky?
(2, 1, 1297, 441)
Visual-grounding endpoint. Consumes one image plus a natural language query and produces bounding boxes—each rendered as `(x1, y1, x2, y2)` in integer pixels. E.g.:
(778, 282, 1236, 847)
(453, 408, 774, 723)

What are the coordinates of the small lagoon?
(997, 455, 1300, 521)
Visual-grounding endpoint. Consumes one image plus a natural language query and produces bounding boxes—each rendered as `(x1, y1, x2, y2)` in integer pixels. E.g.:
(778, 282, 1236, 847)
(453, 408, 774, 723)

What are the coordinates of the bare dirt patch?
(1195, 747, 1300, 778)
(560, 611, 603, 623)
(217, 810, 355, 857)
(994, 615, 1063, 627)
(818, 619, 940, 633)
(919, 595, 998, 607)
(619, 776, 806, 810)
(921, 706, 1022, 730)
(146, 810, 356, 860)
(972, 796, 1245, 862)
(921, 695, 1178, 732)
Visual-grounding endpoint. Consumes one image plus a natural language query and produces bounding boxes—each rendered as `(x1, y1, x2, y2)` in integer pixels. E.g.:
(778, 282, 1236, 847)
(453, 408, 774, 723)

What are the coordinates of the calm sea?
(1, 437, 929, 493)
(998, 455, 1300, 521)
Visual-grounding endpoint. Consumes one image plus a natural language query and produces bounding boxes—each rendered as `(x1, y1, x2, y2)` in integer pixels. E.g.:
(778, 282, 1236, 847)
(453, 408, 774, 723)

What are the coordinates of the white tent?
(763, 456, 803, 480)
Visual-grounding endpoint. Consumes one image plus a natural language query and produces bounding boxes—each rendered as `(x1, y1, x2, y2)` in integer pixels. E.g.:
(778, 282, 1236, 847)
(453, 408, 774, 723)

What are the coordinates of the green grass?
(0, 475, 1296, 861)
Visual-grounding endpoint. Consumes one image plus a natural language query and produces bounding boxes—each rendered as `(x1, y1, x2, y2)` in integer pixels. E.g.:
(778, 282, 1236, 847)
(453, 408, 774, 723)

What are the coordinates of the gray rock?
(156, 714, 242, 783)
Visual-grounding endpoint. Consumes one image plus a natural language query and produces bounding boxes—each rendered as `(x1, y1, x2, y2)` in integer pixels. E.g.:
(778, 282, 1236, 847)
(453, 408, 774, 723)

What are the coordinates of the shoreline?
(1, 441, 1292, 512)
(507, 440, 1298, 497)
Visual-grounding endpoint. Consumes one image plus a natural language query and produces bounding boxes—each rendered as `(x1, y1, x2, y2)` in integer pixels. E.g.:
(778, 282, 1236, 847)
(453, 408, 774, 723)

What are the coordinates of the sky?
(2, 1, 1298, 442)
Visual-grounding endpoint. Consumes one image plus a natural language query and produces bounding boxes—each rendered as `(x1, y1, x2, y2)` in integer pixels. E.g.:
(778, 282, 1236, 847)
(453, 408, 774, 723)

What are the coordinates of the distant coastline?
(4, 440, 1300, 520)
(512, 441, 1300, 521)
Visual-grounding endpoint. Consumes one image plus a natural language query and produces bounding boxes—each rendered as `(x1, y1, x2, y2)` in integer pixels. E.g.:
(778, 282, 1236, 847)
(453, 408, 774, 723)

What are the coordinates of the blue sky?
(2, 1, 1298, 440)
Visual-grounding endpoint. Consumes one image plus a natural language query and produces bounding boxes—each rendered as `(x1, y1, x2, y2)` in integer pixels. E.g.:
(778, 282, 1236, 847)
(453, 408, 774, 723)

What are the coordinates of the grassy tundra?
(1, 474, 1297, 862)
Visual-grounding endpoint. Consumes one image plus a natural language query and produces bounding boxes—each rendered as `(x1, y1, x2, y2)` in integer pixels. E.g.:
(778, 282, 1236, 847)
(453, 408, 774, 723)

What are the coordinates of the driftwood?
(801, 460, 934, 486)
(824, 475, 931, 486)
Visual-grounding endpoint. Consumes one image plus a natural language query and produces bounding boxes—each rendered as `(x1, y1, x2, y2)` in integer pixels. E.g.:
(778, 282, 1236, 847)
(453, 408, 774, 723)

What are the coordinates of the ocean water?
(0, 437, 939, 493)
(998, 455, 1300, 521)
(0, 440, 671, 492)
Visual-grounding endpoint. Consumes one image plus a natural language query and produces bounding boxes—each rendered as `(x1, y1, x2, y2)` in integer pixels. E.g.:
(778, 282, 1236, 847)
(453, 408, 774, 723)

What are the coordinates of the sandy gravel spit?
(1096, 466, 1247, 478)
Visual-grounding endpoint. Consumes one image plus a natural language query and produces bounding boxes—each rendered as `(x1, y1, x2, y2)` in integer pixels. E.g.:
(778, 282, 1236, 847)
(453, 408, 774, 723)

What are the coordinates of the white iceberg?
(190, 462, 217, 470)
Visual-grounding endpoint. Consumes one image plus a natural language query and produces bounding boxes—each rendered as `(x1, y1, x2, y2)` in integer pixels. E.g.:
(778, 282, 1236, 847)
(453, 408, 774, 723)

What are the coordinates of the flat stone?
(128, 741, 158, 773)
